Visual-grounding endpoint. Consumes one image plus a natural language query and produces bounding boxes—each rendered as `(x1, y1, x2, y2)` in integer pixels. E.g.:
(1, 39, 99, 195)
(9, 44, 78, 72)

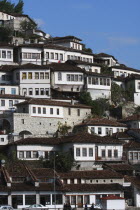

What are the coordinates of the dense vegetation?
(0, 0, 24, 14)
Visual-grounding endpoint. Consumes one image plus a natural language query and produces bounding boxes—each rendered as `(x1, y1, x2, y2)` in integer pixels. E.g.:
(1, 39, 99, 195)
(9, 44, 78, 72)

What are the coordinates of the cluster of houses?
(0, 10, 140, 210)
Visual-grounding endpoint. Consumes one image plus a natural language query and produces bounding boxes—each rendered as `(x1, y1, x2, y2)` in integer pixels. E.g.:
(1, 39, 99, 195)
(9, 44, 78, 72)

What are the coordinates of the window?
(33, 151, 38, 158)
(114, 150, 118, 158)
(35, 88, 39, 95)
(19, 151, 24, 158)
(88, 77, 92, 84)
(28, 72, 32, 79)
(14, 100, 19, 105)
(77, 109, 80, 116)
(43, 108, 46, 114)
(58, 72, 62, 81)
(102, 150, 106, 157)
(22, 72, 26, 80)
(52, 194, 62, 205)
(2, 51, 6, 58)
(57, 108, 59, 115)
(33, 107, 36, 113)
(38, 107, 41, 114)
(100, 78, 103, 85)
(55, 53, 58, 60)
(138, 82, 140, 90)
(107, 79, 110, 86)
(11, 88, 16, 95)
(2, 75, 5, 81)
(46, 52, 49, 59)
(35, 73, 39, 79)
(21, 119, 24, 124)
(7, 51, 11, 59)
(67, 74, 70, 81)
(60, 54, 63, 61)
(106, 128, 109, 135)
(71, 75, 74, 81)
(45, 88, 49, 95)
(9, 100, 13, 107)
(40, 88, 44, 95)
(50, 108, 53, 114)
(79, 75, 83, 81)
(82, 148, 87, 156)
(89, 148, 93, 157)
(29, 88, 33, 95)
(51, 52, 54, 59)
(40, 72, 44, 79)
(1, 138, 4, 142)
(75, 75, 78, 81)
(129, 152, 133, 160)
(91, 127, 95, 134)
(1, 100, 5, 106)
(68, 108, 71, 115)
(71, 196, 76, 205)
(45, 72, 49, 79)
(108, 150, 112, 158)
(26, 151, 31, 158)
(76, 148, 80, 157)
(98, 127, 102, 134)
(134, 152, 138, 160)
(67, 55, 70, 60)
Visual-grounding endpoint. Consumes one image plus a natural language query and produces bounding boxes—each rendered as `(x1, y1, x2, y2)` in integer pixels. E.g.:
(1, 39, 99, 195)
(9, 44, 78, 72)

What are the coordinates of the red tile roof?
(124, 141, 140, 149)
(77, 117, 126, 127)
(12, 132, 123, 145)
(58, 169, 123, 179)
(120, 114, 140, 122)
(15, 98, 91, 109)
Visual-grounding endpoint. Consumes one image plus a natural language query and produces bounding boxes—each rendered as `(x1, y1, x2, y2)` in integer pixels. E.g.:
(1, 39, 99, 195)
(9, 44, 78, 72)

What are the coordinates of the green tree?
(14, 0, 24, 14)
(111, 82, 125, 105)
(0, 0, 24, 14)
(57, 122, 71, 136)
(82, 44, 93, 53)
(79, 91, 93, 106)
(0, 26, 13, 42)
(43, 152, 75, 172)
(101, 65, 113, 76)
(20, 20, 37, 36)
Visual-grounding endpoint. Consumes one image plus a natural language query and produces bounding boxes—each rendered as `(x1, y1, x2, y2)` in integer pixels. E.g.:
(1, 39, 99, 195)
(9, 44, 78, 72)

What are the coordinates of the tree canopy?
(43, 152, 75, 172)
(0, 0, 24, 14)
(0, 26, 13, 42)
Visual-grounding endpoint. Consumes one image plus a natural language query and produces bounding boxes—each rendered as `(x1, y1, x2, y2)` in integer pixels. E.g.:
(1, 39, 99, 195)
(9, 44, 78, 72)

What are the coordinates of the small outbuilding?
(100, 195, 125, 210)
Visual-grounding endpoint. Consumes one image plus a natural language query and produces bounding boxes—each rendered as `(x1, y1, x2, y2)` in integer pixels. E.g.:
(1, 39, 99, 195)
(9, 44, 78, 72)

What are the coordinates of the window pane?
(76, 148, 80, 156)
(82, 148, 87, 156)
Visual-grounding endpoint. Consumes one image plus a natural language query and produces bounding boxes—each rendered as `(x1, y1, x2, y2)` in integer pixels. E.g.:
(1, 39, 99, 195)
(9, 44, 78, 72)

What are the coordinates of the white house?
(48, 36, 83, 51)
(86, 72, 112, 100)
(111, 64, 140, 78)
(50, 63, 84, 98)
(94, 53, 118, 67)
(13, 99, 91, 137)
(74, 117, 127, 136)
(12, 63, 51, 98)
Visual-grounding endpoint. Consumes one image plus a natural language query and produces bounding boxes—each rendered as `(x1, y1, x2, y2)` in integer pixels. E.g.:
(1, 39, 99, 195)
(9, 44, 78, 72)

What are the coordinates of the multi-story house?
(50, 63, 85, 98)
(111, 64, 140, 78)
(94, 53, 118, 67)
(85, 72, 112, 100)
(48, 36, 83, 51)
(124, 141, 140, 165)
(12, 63, 51, 98)
(12, 99, 91, 137)
(74, 117, 127, 136)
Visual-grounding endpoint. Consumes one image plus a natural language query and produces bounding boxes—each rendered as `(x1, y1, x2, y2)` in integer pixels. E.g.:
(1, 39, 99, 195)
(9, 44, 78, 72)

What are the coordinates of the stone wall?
(13, 107, 91, 136)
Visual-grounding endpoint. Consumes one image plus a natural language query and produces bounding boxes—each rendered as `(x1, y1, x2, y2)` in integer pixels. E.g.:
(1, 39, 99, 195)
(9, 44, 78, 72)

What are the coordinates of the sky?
(13, 0, 140, 69)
